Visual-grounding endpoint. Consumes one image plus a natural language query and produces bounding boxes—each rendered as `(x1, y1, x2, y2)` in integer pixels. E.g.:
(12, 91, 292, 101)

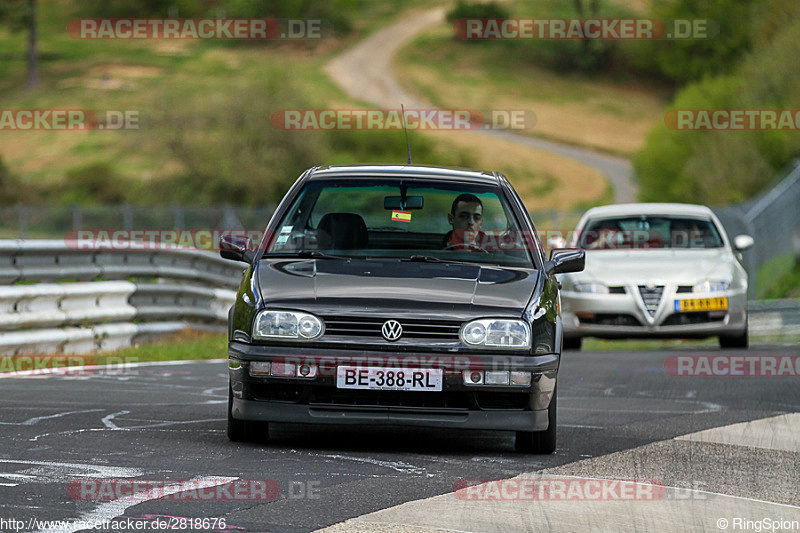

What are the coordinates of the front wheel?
(227, 384, 268, 443)
(719, 329, 748, 349)
(562, 337, 582, 351)
(515, 387, 557, 454)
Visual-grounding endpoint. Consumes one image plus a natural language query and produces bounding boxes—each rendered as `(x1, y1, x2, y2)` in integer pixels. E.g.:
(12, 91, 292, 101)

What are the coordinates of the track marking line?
(0, 409, 104, 426)
(34, 476, 238, 533)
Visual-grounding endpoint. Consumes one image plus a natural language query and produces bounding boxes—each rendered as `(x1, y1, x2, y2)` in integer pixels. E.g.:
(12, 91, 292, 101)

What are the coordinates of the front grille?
(637, 285, 664, 317)
(323, 316, 461, 341)
(662, 312, 726, 326)
(608, 286, 626, 294)
(676, 286, 693, 293)
(578, 313, 641, 326)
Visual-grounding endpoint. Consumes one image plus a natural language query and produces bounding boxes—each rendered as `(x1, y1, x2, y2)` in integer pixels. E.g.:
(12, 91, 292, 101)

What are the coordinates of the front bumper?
(228, 341, 558, 432)
(561, 286, 747, 339)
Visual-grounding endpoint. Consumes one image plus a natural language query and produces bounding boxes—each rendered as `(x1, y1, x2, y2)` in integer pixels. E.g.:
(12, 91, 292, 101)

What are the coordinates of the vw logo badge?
(381, 320, 403, 341)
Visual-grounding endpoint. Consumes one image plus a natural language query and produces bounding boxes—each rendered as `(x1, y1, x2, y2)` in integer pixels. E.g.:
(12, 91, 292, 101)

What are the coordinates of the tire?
(515, 387, 557, 454)
(227, 384, 268, 443)
(719, 329, 748, 349)
(562, 337, 582, 351)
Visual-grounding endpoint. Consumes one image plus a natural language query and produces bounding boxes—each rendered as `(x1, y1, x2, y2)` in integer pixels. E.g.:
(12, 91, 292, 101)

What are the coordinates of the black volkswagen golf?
(221, 164, 584, 453)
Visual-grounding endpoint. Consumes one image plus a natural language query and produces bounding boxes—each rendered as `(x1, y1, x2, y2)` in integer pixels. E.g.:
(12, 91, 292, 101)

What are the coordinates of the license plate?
(674, 297, 728, 312)
(336, 366, 442, 391)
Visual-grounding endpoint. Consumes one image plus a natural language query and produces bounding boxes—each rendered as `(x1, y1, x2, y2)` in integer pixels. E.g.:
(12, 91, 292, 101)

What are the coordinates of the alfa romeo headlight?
(693, 280, 729, 293)
(573, 282, 610, 294)
(460, 319, 531, 349)
(253, 310, 324, 340)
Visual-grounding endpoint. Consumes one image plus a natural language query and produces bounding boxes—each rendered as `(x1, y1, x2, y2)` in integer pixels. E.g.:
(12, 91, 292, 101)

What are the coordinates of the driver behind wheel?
(443, 193, 486, 250)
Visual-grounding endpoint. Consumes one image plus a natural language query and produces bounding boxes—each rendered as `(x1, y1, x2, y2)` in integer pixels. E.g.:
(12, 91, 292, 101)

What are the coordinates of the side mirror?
(545, 248, 585, 276)
(220, 234, 255, 263)
(733, 234, 754, 251)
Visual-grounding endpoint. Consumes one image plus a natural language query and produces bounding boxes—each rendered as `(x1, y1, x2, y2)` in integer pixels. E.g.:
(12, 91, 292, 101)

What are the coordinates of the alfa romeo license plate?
(336, 366, 442, 391)
(674, 297, 728, 313)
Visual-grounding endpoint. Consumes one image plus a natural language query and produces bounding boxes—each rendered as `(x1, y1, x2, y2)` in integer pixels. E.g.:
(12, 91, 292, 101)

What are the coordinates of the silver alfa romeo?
(559, 203, 753, 350)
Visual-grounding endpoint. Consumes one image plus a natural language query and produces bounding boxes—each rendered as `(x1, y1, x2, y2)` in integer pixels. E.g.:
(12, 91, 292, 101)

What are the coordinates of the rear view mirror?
(384, 195, 424, 210)
(220, 233, 255, 263)
(733, 234, 754, 251)
(545, 248, 585, 276)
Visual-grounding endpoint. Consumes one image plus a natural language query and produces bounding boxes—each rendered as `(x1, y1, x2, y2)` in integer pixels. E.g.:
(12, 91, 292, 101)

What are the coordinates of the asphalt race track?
(1, 346, 798, 532)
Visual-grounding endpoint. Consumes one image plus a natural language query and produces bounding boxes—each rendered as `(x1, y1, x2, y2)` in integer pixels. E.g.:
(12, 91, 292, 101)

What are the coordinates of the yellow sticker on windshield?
(391, 210, 412, 223)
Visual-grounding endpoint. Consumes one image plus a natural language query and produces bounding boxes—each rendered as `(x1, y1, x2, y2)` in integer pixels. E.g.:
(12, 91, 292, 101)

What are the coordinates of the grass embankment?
(394, 0, 670, 158)
(0, 0, 608, 211)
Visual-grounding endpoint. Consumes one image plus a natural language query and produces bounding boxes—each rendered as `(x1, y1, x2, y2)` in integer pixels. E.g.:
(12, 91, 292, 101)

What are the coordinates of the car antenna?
(401, 104, 412, 164)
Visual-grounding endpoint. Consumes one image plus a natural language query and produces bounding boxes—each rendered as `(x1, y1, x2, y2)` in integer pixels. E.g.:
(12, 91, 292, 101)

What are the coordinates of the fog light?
(484, 371, 510, 385)
(510, 371, 532, 386)
(249, 361, 270, 376)
(463, 370, 484, 385)
(270, 362, 296, 377)
(298, 363, 317, 377)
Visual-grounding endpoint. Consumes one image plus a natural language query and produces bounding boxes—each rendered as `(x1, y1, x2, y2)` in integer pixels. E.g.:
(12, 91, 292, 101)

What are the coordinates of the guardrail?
(0, 240, 242, 355)
(0, 240, 243, 287)
(748, 299, 800, 336)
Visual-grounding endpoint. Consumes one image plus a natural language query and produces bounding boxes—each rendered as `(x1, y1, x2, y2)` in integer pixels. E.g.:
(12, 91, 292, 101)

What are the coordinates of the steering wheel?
(445, 242, 489, 253)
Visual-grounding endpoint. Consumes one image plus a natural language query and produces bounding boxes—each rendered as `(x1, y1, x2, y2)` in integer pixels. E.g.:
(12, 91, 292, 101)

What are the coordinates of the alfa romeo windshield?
(263, 179, 537, 267)
(579, 215, 725, 250)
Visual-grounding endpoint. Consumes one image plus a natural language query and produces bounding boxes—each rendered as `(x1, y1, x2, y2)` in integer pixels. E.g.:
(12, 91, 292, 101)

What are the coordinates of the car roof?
(581, 202, 716, 219)
(306, 164, 502, 185)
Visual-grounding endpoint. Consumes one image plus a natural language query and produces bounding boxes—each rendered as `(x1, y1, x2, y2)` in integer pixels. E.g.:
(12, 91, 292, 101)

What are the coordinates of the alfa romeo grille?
(637, 285, 664, 317)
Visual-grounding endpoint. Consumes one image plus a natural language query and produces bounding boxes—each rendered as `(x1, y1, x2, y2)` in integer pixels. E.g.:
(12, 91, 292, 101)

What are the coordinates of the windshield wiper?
(264, 250, 350, 260)
(403, 255, 449, 263)
(402, 255, 487, 265)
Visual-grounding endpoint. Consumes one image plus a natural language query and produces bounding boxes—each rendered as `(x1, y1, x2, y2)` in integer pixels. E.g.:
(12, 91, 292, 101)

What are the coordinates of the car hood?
(255, 258, 538, 320)
(572, 249, 735, 285)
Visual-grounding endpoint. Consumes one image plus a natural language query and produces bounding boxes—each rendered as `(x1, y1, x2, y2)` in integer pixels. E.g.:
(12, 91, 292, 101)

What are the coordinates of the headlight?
(693, 280, 729, 293)
(460, 319, 531, 349)
(253, 310, 324, 340)
(572, 282, 609, 294)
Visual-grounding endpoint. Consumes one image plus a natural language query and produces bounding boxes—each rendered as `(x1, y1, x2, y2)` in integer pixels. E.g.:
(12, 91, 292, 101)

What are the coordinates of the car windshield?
(262, 178, 537, 267)
(578, 215, 725, 250)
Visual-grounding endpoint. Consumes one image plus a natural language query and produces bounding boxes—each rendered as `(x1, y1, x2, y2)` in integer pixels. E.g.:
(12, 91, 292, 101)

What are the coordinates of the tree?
(571, 0, 610, 72)
(0, 0, 39, 88)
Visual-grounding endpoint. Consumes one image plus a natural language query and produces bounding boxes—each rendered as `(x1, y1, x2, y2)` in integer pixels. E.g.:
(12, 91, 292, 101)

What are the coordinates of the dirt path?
(324, 7, 637, 203)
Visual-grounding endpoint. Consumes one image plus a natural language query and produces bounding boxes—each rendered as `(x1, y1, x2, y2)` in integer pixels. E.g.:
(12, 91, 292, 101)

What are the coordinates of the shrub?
(56, 163, 129, 205)
(445, 0, 510, 23)
(635, 13, 800, 203)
